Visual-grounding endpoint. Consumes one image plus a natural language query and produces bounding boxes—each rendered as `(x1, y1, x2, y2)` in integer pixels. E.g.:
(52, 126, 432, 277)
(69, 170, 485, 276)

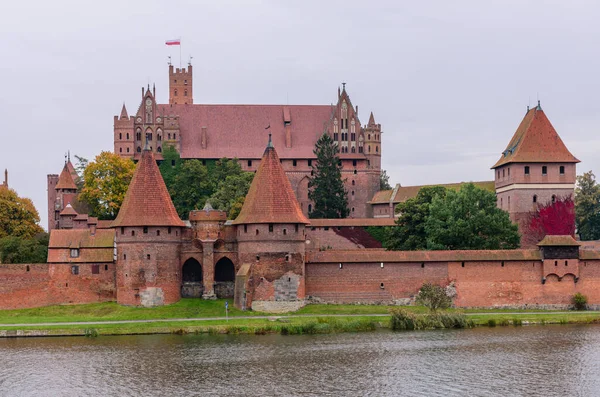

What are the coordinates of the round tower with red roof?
(232, 135, 310, 312)
(111, 145, 186, 307)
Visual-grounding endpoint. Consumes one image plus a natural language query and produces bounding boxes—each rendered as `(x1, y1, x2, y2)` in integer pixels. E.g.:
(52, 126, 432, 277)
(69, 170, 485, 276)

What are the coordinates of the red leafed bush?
(524, 196, 575, 245)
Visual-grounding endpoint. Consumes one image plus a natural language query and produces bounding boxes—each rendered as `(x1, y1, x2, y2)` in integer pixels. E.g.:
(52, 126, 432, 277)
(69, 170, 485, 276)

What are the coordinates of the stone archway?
(214, 257, 235, 298)
(182, 258, 204, 298)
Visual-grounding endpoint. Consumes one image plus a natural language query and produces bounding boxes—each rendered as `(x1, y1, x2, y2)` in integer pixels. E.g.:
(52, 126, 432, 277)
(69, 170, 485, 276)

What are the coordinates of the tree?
(0, 187, 43, 239)
(159, 148, 253, 219)
(575, 171, 600, 241)
(386, 186, 447, 250)
(380, 169, 392, 190)
(0, 233, 48, 264)
(79, 151, 136, 220)
(73, 155, 88, 190)
(524, 196, 576, 246)
(308, 133, 349, 218)
(425, 183, 520, 250)
(415, 283, 452, 312)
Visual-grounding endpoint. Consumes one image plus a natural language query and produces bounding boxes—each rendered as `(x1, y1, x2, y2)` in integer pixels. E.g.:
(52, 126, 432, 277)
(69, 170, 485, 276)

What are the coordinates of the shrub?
(572, 293, 588, 311)
(390, 308, 417, 330)
(487, 319, 497, 327)
(390, 309, 471, 331)
(512, 318, 522, 326)
(416, 283, 452, 312)
(84, 328, 99, 337)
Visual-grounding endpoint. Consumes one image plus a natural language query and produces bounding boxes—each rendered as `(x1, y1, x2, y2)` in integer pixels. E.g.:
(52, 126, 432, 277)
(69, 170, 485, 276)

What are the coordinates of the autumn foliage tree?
(79, 151, 137, 220)
(524, 196, 576, 246)
(575, 171, 600, 241)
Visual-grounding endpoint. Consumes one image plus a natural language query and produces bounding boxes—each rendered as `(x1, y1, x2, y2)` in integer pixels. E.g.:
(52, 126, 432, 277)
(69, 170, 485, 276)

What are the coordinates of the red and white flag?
(165, 39, 181, 46)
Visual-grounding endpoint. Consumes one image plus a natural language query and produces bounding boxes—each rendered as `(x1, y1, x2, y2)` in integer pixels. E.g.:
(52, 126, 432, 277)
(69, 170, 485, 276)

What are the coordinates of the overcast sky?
(2, 0, 600, 230)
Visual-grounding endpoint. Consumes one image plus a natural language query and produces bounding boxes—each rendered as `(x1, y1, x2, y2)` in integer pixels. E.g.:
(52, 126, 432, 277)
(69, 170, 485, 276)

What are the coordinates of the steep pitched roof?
(492, 104, 580, 168)
(59, 203, 78, 216)
(111, 147, 184, 227)
(120, 103, 129, 119)
(368, 112, 375, 125)
(158, 104, 335, 159)
(233, 138, 309, 225)
(55, 162, 78, 190)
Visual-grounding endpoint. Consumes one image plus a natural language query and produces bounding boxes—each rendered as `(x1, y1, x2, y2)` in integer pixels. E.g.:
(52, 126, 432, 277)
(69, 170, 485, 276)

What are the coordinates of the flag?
(165, 39, 181, 46)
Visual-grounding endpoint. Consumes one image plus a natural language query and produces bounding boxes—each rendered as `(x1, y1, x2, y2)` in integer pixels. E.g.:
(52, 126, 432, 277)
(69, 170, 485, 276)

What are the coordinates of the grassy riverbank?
(0, 300, 599, 337)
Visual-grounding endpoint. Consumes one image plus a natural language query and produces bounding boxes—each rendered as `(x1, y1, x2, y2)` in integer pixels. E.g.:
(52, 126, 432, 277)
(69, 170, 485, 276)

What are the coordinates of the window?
(147, 254, 150, 260)
(168, 227, 172, 234)
(552, 195, 556, 203)
(174, 89, 178, 96)
(184, 90, 188, 97)
(502, 169, 505, 177)
(124, 254, 127, 260)
(353, 170, 357, 174)
(157, 230, 160, 236)
(137, 147, 141, 153)
(293, 160, 297, 167)
(560, 166, 565, 175)
(157, 147, 162, 153)
(131, 230, 135, 236)
(171, 159, 175, 167)
(353, 160, 357, 167)
(119, 133, 122, 139)
(368, 145, 371, 153)
(121, 227, 125, 235)
(308, 204, 312, 213)
(256, 229, 259, 235)
(533, 195, 537, 203)
(92, 264, 100, 275)
(334, 133, 339, 141)
(525, 166, 530, 175)
(295, 224, 299, 233)
(351, 133, 356, 141)
(143, 226, 148, 234)
(168, 133, 171, 140)
(105, 265, 108, 271)
(352, 207, 355, 212)
(351, 190, 355, 196)
(358, 146, 363, 153)
(126, 133, 129, 140)
(26, 265, 30, 272)
(119, 148, 122, 153)
(248, 160, 252, 167)
(376, 146, 379, 153)
(70, 249, 79, 258)
(174, 133, 176, 139)
(508, 167, 510, 176)
(127, 147, 130, 153)
(269, 224, 274, 233)
(184, 79, 187, 85)
(136, 132, 142, 141)
(244, 225, 247, 233)
(352, 180, 355, 186)
(542, 166, 547, 175)
(308, 160, 312, 167)
(71, 266, 79, 275)
(283, 229, 287, 235)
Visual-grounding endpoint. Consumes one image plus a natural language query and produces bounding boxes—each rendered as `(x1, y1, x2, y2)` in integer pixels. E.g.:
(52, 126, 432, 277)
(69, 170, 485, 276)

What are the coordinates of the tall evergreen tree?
(308, 133, 349, 218)
(575, 171, 600, 240)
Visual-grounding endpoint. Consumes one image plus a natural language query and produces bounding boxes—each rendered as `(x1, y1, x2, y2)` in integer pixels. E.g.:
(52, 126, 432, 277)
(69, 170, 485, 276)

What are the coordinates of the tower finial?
(267, 133, 273, 148)
(68, 150, 70, 162)
(536, 99, 542, 110)
(342, 82, 346, 91)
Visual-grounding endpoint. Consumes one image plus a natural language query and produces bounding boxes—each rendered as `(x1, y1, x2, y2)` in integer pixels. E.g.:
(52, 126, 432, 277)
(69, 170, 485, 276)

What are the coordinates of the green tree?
(415, 283, 452, 312)
(308, 133, 349, 218)
(575, 171, 600, 241)
(170, 159, 213, 219)
(209, 171, 254, 220)
(380, 169, 392, 190)
(386, 186, 447, 250)
(426, 183, 520, 250)
(73, 155, 88, 190)
(0, 233, 48, 264)
(0, 187, 43, 239)
(79, 151, 137, 220)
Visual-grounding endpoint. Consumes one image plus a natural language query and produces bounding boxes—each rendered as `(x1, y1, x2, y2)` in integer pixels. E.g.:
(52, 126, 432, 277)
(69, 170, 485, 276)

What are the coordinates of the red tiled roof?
(233, 141, 309, 225)
(537, 235, 580, 246)
(158, 104, 341, 159)
(307, 249, 542, 263)
(111, 148, 184, 227)
(97, 220, 113, 229)
(369, 181, 495, 204)
(59, 204, 78, 216)
(308, 218, 395, 227)
(492, 106, 580, 168)
(55, 163, 78, 190)
(49, 229, 115, 248)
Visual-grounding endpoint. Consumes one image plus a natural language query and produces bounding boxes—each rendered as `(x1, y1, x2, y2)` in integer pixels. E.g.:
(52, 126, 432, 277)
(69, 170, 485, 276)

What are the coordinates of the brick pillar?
(202, 242, 216, 299)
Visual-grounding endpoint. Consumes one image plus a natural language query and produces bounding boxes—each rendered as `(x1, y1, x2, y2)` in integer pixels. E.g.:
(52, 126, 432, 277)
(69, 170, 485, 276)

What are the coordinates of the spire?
(111, 148, 184, 228)
(492, 105, 580, 168)
(120, 103, 129, 119)
(2, 168, 7, 188)
(233, 137, 309, 225)
(368, 112, 375, 125)
(55, 163, 78, 190)
(536, 100, 542, 111)
(267, 133, 273, 148)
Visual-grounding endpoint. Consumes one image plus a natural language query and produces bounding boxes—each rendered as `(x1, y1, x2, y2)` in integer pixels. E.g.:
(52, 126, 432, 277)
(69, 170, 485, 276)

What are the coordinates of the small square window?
(70, 249, 79, 258)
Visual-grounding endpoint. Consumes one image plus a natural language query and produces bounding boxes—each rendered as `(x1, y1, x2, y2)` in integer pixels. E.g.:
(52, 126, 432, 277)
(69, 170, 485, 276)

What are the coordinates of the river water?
(1, 325, 599, 396)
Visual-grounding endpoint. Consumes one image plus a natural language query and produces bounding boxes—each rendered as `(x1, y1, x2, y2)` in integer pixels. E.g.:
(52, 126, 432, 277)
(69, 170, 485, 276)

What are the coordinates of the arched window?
(182, 258, 202, 283)
(368, 134, 371, 140)
(533, 195, 537, 203)
(127, 147, 130, 153)
(137, 147, 141, 153)
(184, 90, 188, 97)
(157, 146, 162, 153)
(352, 180, 355, 186)
(174, 89, 178, 96)
(359, 146, 363, 153)
(126, 133, 130, 140)
(368, 145, 371, 153)
(376, 146, 379, 153)
(119, 133, 122, 139)
(136, 132, 142, 141)
(351, 146, 356, 153)
(351, 190, 355, 196)
(157, 135, 162, 141)
(168, 133, 171, 140)
(552, 195, 556, 203)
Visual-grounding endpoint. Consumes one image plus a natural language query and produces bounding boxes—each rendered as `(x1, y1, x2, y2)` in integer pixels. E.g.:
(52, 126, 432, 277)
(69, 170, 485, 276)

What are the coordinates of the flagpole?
(179, 37, 182, 68)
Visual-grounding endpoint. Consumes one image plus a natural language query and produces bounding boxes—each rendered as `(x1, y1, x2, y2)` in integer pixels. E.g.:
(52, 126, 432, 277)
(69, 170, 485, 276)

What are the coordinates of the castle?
(5, 70, 592, 312)
(108, 64, 382, 223)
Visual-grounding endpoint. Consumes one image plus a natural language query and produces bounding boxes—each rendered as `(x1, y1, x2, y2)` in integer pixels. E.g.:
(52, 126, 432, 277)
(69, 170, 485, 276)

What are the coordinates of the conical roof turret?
(55, 162, 78, 190)
(111, 147, 184, 227)
(233, 136, 309, 225)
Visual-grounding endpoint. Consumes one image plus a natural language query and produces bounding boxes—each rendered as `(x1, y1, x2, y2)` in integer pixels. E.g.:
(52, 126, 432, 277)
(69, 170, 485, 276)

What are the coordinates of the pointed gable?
(493, 105, 580, 168)
(60, 203, 78, 216)
(120, 103, 129, 119)
(368, 112, 376, 125)
(233, 138, 309, 225)
(111, 148, 184, 227)
(55, 163, 78, 190)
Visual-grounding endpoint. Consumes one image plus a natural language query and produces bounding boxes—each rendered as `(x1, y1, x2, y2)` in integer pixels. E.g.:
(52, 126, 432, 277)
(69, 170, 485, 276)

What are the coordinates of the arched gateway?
(214, 257, 235, 298)
(181, 258, 203, 298)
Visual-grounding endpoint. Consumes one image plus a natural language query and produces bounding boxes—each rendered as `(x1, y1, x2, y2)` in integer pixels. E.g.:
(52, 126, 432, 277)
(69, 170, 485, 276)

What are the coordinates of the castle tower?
(492, 102, 580, 235)
(169, 64, 193, 105)
(49, 160, 78, 231)
(114, 104, 134, 158)
(232, 135, 310, 312)
(131, 86, 167, 159)
(111, 144, 185, 307)
(364, 112, 382, 170)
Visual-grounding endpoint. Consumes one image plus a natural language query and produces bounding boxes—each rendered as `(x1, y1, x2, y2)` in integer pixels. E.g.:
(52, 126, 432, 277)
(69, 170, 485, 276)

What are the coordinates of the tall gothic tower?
(169, 64, 193, 105)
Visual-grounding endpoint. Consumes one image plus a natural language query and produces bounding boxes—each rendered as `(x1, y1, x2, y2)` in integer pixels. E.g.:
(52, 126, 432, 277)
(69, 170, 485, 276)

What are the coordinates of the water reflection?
(0, 325, 599, 396)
